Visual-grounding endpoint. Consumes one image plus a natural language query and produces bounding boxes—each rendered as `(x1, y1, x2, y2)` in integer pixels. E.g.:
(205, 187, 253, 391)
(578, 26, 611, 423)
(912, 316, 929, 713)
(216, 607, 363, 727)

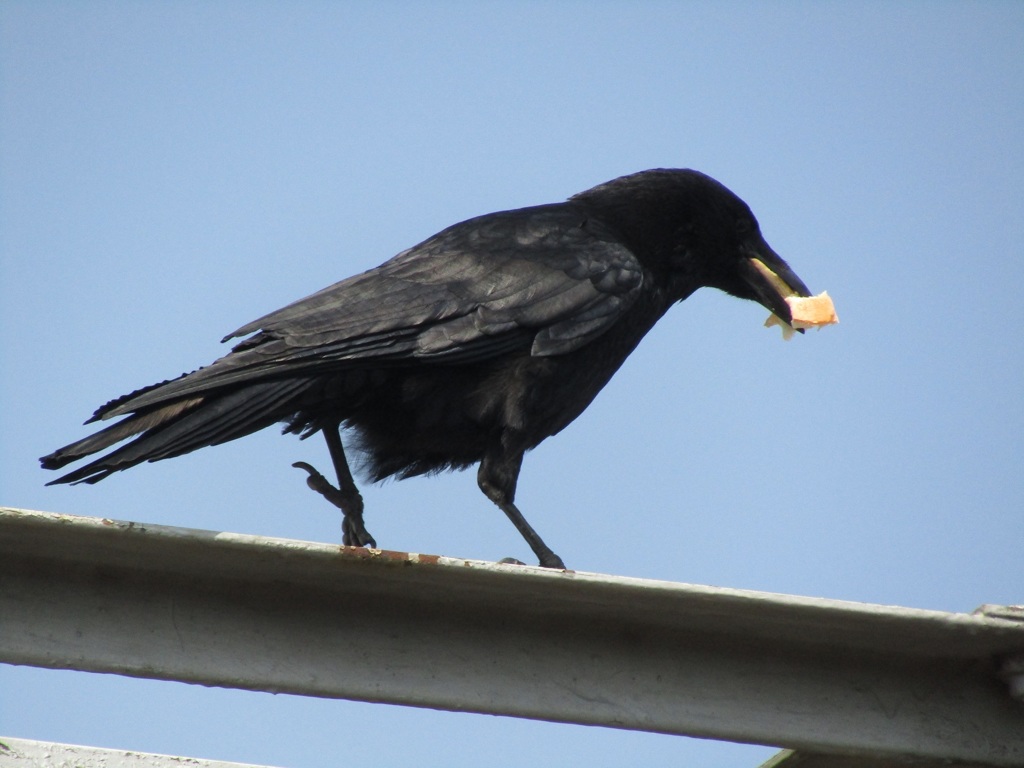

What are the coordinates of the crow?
(41, 168, 814, 569)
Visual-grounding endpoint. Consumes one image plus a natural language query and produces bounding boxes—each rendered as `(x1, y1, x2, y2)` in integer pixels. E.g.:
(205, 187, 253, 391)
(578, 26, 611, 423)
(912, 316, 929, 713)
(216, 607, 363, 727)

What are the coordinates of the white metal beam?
(0, 736, 279, 768)
(1, 507, 1022, 766)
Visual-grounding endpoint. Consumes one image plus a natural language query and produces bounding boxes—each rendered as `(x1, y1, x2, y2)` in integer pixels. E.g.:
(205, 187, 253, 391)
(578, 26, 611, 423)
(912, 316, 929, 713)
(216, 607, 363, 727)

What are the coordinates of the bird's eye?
(736, 219, 753, 235)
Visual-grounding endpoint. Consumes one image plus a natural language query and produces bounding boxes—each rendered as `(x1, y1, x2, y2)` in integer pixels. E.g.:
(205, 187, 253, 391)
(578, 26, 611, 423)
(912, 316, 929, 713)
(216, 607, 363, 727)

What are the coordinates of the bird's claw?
(292, 461, 377, 549)
(539, 553, 566, 570)
(341, 513, 377, 549)
(498, 554, 566, 569)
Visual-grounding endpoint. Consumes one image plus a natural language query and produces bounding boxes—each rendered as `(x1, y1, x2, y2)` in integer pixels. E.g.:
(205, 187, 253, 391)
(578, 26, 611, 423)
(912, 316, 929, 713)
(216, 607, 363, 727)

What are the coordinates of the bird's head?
(573, 168, 813, 327)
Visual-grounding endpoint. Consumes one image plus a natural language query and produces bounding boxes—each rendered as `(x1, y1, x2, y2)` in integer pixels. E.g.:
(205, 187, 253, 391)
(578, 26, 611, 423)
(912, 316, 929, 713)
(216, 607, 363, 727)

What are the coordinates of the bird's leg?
(478, 450, 565, 570)
(292, 424, 376, 549)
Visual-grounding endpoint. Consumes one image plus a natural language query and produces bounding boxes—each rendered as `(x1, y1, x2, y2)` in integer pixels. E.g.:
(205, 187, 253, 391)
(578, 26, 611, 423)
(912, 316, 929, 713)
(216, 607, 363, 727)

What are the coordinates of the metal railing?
(2, 507, 1022, 767)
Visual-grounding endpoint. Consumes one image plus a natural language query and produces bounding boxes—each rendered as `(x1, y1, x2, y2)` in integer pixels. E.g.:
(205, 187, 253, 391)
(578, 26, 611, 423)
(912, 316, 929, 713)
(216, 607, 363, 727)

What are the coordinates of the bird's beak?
(739, 243, 811, 327)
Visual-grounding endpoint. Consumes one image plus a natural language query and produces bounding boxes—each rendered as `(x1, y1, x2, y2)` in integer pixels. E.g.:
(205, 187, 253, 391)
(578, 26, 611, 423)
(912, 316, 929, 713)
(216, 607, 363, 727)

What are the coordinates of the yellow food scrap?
(750, 257, 839, 339)
(765, 292, 839, 340)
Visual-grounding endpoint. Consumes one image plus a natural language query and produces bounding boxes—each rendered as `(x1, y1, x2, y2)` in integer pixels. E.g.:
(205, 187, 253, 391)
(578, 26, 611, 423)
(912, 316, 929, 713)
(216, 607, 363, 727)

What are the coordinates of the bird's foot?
(341, 513, 376, 549)
(292, 461, 377, 548)
(497, 554, 566, 569)
(539, 552, 566, 570)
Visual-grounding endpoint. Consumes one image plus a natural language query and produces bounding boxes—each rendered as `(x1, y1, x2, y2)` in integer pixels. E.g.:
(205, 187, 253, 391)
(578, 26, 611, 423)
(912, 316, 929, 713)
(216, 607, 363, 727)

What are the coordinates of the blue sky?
(2, 2, 1022, 766)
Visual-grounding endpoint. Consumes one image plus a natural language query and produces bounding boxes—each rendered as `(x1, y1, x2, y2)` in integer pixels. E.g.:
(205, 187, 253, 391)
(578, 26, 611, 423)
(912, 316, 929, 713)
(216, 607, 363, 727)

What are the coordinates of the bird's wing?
(100, 204, 644, 418)
(232, 204, 644, 359)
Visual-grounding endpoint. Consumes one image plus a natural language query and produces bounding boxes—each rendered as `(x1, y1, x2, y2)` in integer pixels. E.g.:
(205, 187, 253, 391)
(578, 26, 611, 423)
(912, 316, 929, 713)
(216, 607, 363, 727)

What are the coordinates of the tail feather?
(128, 378, 310, 460)
(40, 397, 205, 471)
(41, 379, 314, 485)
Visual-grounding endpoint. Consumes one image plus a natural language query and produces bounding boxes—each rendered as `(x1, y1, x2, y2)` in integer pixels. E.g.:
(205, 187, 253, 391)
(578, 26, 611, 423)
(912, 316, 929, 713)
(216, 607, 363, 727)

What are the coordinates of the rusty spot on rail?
(337, 545, 443, 567)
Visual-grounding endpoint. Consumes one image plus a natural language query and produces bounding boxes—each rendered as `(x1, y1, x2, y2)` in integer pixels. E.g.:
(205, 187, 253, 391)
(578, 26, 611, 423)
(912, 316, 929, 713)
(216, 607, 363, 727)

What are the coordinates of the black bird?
(41, 169, 813, 569)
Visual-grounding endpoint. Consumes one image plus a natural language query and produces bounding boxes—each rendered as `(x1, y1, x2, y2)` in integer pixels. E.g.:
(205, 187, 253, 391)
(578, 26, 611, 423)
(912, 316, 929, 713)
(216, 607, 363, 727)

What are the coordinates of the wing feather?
(102, 203, 643, 418)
